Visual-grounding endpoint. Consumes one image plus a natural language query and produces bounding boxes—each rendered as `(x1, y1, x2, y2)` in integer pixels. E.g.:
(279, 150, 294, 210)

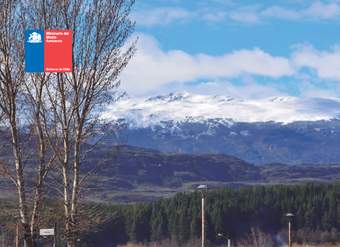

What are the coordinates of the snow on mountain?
(101, 92, 340, 128)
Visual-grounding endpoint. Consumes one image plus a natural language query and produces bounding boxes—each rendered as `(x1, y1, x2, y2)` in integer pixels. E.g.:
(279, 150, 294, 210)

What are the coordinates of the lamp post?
(286, 213, 294, 247)
(217, 233, 231, 247)
(197, 185, 207, 247)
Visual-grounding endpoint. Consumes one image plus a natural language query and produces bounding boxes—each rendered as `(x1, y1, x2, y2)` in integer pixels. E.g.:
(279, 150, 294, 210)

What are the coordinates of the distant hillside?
(80, 145, 340, 202)
(104, 119, 340, 165)
(1, 143, 340, 203)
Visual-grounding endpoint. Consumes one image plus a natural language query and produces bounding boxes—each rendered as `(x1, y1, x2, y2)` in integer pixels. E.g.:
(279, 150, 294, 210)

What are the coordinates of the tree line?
(82, 182, 340, 246)
(0, 182, 339, 246)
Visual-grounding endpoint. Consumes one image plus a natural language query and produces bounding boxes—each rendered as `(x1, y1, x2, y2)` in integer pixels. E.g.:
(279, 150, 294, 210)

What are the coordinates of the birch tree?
(0, 1, 136, 246)
(0, 1, 34, 246)
(0, 1, 56, 246)
(27, 1, 136, 246)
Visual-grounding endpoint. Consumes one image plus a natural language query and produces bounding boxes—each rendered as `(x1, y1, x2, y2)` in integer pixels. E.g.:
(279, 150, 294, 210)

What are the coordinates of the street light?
(286, 213, 294, 247)
(217, 233, 231, 247)
(197, 185, 207, 247)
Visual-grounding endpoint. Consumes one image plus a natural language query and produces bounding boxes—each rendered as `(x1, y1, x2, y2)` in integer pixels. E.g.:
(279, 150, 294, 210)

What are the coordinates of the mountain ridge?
(1, 143, 339, 203)
(101, 92, 340, 127)
(61, 145, 340, 202)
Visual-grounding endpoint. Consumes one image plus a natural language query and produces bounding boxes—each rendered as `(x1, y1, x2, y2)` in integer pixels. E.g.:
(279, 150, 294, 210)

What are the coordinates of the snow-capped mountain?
(101, 92, 340, 128)
(99, 92, 340, 165)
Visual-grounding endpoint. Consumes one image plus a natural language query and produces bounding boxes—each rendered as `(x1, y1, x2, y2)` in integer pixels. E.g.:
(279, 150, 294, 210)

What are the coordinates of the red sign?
(44, 30, 72, 72)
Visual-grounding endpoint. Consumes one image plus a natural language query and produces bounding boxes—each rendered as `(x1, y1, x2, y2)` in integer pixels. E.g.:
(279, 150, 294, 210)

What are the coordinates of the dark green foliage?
(0, 182, 339, 246)
(109, 182, 340, 245)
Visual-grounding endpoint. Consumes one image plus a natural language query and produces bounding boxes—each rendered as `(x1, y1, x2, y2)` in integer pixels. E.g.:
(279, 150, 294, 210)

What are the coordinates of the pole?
(228, 238, 231, 247)
(201, 195, 205, 247)
(288, 220, 292, 247)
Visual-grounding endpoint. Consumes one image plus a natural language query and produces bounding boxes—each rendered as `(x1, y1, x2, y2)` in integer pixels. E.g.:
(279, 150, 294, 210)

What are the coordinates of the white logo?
(28, 32, 42, 43)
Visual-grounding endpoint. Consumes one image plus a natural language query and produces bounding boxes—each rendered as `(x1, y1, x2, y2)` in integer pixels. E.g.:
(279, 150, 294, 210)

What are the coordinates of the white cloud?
(304, 1, 340, 19)
(118, 34, 340, 100)
(229, 10, 260, 24)
(202, 11, 227, 22)
(132, 1, 340, 27)
(188, 80, 284, 99)
(120, 34, 294, 96)
(262, 6, 300, 20)
(263, 1, 340, 20)
(293, 45, 340, 80)
(199, 1, 340, 25)
(132, 6, 228, 26)
(298, 80, 340, 98)
(132, 7, 191, 27)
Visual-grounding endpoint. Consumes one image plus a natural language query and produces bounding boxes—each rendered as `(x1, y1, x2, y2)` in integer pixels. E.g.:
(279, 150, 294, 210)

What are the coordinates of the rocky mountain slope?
(97, 92, 340, 164)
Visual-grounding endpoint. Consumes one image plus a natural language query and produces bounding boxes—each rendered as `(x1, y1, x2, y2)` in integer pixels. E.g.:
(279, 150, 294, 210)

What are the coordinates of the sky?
(119, 0, 340, 99)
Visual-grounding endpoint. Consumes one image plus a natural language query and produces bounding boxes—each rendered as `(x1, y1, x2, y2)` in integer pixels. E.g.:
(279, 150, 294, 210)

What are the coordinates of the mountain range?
(103, 92, 340, 125)
(98, 92, 340, 165)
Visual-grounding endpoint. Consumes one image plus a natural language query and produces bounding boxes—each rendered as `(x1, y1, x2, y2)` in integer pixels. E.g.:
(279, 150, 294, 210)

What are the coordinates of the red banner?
(44, 30, 72, 72)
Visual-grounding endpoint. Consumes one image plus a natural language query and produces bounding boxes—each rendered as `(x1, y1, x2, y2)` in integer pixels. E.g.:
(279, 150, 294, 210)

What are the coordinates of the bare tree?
(23, 75, 57, 244)
(0, 1, 55, 246)
(0, 1, 136, 246)
(25, 1, 137, 246)
(0, 1, 32, 246)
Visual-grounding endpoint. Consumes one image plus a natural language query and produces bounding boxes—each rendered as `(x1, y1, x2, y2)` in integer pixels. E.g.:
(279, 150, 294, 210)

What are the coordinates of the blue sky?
(119, 0, 340, 99)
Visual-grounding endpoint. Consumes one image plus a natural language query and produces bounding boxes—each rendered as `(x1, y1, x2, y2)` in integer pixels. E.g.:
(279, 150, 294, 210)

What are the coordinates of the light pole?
(217, 233, 231, 247)
(197, 185, 207, 247)
(286, 213, 294, 247)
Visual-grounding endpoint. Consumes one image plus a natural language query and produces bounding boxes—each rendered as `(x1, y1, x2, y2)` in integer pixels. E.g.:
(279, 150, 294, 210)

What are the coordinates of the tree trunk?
(10, 123, 33, 247)
(69, 126, 82, 247)
(30, 102, 46, 247)
(61, 117, 73, 247)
